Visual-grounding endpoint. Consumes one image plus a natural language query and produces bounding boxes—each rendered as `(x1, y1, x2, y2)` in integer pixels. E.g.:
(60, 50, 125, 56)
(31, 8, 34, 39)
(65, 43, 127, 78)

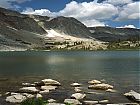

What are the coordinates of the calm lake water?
(0, 50, 139, 103)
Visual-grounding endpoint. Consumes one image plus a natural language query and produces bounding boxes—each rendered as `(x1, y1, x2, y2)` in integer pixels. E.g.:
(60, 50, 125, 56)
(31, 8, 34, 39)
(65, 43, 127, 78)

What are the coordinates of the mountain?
(88, 27, 140, 42)
(0, 7, 139, 51)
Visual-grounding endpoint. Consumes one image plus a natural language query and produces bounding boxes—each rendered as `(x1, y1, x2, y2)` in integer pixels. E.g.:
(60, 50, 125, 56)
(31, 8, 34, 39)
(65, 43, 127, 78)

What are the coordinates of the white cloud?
(117, 24, 136, 28)
(22, 7, 56, 17)
(0, 0, 31, 9)
(104, 0, 132, 5)
(81, 19, 105, 27)
(116, 2, 140, 20)
(22, 1, 118, 27)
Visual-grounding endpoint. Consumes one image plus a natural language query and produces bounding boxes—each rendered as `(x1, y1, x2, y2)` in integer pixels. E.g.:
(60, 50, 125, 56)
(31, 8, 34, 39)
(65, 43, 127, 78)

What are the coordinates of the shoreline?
(0, 76, 139, 105)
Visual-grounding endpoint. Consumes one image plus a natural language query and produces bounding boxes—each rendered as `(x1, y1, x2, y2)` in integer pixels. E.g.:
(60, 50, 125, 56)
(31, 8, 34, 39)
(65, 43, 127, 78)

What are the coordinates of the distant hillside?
(0, 7, 139, 51)
(88, 27, 140, 42)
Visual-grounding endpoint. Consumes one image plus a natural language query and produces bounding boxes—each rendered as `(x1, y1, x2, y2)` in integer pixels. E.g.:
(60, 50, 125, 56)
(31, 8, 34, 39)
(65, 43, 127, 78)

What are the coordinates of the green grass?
(21, 98, 48, 105)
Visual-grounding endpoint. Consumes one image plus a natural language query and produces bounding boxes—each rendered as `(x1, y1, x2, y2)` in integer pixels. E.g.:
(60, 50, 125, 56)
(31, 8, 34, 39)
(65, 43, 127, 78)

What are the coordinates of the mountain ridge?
(0, 7, 139, 51)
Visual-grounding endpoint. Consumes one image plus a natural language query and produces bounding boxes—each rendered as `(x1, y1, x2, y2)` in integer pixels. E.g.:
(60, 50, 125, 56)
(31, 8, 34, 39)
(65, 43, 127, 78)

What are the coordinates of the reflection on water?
(0, 51, 139, 92)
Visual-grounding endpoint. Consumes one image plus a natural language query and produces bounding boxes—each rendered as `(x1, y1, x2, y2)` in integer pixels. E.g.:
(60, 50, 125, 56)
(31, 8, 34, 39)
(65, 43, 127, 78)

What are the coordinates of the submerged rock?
(6, 94, 26, 103)
(71, 83, 82, 87)
(124, 90, 140, 102)
(19, 87, 39, 93)
(42, 79, 61, 86)
(64, 99, 82, 105)
(34, 81, 45, 86)
(88, 80, 101, 84)
(84, 100, 98, 104)
(71, 93, 86, 100)
(88, 83, 113, 90)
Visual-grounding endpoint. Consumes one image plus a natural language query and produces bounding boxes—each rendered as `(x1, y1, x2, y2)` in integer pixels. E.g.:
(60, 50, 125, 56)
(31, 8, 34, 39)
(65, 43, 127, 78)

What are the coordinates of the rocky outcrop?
(124, 90, 140, 102)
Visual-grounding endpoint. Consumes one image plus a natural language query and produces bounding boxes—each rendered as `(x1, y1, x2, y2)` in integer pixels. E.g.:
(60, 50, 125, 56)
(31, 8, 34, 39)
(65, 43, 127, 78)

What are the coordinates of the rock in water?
(74, 87, 82, 92)
(71, 83, 82, 87)
(88, 83, 113, 90)
(71, 93, 86, 100)
(48, 99, 56, 103)
(106, 89, 117, 93)
(6, 94, 26, 103)
(64, 99, 82, 105)
(19, 87, 39, 93)
(42, 79, 61, 86)
(39, 90, 50, 94)
(41, 86, 57, 91)
(88, 80, 101, 84)
(36, 94, 42, 98)
(84, 100, 98, 104)
(22, 83, 35, 87)
(124, 90, 140, 102)
(99, 100, 109, 103)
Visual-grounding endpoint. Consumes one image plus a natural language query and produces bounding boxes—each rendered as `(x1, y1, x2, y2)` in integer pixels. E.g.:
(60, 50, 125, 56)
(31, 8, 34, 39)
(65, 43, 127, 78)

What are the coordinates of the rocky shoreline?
(0, 78, 139, 105)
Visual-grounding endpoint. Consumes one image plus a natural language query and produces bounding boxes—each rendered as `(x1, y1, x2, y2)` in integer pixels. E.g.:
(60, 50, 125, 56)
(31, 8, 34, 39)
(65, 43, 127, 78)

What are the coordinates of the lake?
(0, 50, 139, 104)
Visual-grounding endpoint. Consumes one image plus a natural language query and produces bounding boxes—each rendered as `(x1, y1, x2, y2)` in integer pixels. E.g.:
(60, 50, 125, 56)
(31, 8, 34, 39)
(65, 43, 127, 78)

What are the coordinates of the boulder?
(19, 87, 39, 93)
(99, 100, 109, 103)
(71, 93, 86, 100)
(48, 99, 56, 103)
(6, 94, 26, 103)
(36, 94, 42, 98)
(41, 86, 57, 91)
(22, 83, 35, 87)
(106, 89, 117, 93)
(71, 83, 82, 87)
(88, 80, 101, 84)
(124, 90, 140, 102)
(5, 92, 10, 95)
(64, 99, 82, 105)
(11, 93, 18, 95)
(22, 93, 35, 98)
(42, 79, 61, 86)
(39, 90, 50, 94)
(88, 83, 113, 90)
(74, 87, 82, 92)
(84, 100, 98, 104)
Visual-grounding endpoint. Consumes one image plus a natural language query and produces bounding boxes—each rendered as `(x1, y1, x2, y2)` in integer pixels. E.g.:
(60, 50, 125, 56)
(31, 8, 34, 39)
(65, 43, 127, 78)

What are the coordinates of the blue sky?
(0, 0, 139, 28)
